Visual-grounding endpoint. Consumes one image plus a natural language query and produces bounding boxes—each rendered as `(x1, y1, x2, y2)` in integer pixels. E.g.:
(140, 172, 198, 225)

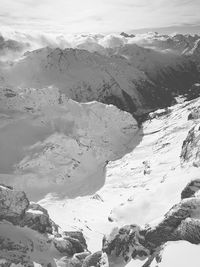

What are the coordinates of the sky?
(0, 0, 200, 34)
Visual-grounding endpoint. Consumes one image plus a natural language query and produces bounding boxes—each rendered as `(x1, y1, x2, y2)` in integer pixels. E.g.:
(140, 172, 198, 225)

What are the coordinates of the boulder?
(0, 185, 29, 224)
(82, 251, 108, 267)
(181, 179, 200, 199)
(63, 231, 87, 251)
(188, 107, 200, 120)
(56, 252, 90, 267)
(180, 123, 200, 167)
(20, 208, 53, 234)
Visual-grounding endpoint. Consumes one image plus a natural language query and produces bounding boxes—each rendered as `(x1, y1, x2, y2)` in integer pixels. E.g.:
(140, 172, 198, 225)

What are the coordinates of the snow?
(0, 29, 200, 266)
(158, 241, 200, 267)
(0, 87, 139, 201)
(121, 241, 200, 267)
(40, 97, 200, 254)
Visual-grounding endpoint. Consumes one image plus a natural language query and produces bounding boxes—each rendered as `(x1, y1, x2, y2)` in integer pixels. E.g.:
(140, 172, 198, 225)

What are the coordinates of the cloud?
(0, 0, 199, 33)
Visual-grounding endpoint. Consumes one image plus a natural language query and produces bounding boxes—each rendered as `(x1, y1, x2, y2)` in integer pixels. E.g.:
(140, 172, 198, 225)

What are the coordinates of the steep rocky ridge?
(0, 44, 199, 116)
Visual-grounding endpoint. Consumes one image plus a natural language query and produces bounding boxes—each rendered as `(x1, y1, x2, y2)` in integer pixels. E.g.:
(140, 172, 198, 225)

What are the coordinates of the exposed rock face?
(20, 205, 55, 234)
(63, 231, 88, 251)
(0, 185, 91, 266)
(181, 179, 200, 199)
(103, 195, 200, 266)
(188, 105, 200, 120)
(56, 255, 83, 267)
(0, 222, 35, 266)
(120, 32, 135, 38)
(53, 231, 88, 256)
(144, 198, 200, 245)
(112, 43, 199, 102)
(180, 123, 200, 167)
(0, 185, 29, 224)
(185, 83, 200, 101)
(56, 251, 108, 267)
(82, 251, 108, 267)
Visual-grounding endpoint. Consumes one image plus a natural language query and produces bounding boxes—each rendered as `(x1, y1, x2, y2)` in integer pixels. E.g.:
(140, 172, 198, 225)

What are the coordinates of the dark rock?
(103, 197, 200, 265)
(185, 83, 200, 101)
(188, 107, 200, 120)
(20, 209, 53, 234)
(120, 32, 135, 38)
(63, 236, 85, 253)
(0, 185, 29, 224)
(53, 238, 74, 256)
(181, 179, 200, 199)
(63, 231, 87, 250)
(56, 256, 82, 267)
(180, 123, 200, 167)
(56, 252, 91, 267)
(82, 251, 106, 267)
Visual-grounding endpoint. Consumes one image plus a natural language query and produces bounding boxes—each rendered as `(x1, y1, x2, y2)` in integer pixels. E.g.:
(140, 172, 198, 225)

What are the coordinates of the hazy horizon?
(0, 0, 200, 35)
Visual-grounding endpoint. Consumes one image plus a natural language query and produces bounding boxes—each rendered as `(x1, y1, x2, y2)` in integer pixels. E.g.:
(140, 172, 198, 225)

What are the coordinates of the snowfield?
(40, 97, 200, 256)
(0, 31, 200, 267)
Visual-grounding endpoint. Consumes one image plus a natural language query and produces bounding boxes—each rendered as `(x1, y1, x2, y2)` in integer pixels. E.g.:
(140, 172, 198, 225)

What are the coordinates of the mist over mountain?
(1, 26, 200, 267)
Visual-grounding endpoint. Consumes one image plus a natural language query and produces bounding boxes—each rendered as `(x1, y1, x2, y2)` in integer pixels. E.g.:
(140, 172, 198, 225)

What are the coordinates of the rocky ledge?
(0, 185, 108, 266)
(103, 179, 200, 266)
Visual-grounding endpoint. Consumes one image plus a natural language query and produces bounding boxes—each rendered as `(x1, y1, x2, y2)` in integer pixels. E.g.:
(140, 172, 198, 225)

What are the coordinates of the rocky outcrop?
(181, 179, 200, 199)
(0, 184, 111, 267)
(19, 203, 57, 234)
(180, 123, 200, 167)
(185, 83, 200, 101)
(63, 231, 88, 251)
(0, 185, 29, 224)
(82, 251, 108, 267)
(103, 189, 200, 266)
(56, 251, 108, 267)
(120, 32, 135, 38)
(188, 105, 200, 120)
(0, 185, 93, 266)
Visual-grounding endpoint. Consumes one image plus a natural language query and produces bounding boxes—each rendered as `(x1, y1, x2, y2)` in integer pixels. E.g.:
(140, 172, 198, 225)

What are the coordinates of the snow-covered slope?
(39, 97, 200, 264)
(0, 47, 150, 114)
(1, 30, 200, 267)
(1, 45, 199, 116)
(1, 83, 200, 267)
(0, 86, 139, 200)
(112, 43, 199, 95)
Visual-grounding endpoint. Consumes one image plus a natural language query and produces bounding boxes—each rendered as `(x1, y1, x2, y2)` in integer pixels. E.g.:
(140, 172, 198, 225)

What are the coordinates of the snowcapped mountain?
(0, 47, 148, 114)
(111, 43, 199, 95)
(0, 43, 199, 116)
(1, 30, 200, 267)
(129, 32, 200, 54)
